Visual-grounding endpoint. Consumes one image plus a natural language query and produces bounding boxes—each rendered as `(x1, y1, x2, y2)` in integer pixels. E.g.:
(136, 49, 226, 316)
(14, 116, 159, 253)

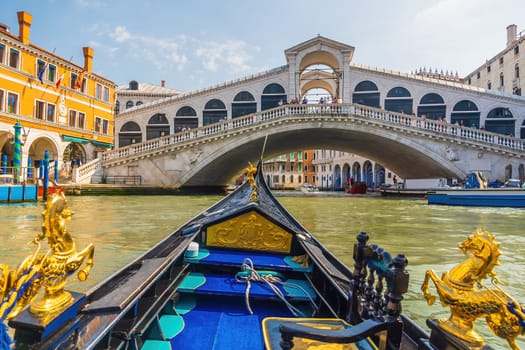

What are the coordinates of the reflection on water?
(1, 195, 524, 348)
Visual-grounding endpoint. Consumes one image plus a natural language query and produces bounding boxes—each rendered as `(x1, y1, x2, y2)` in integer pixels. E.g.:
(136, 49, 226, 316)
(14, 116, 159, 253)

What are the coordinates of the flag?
(37, 62, 48, 84)
(55, 69, 67, 89)
(73, 69, 85, 90)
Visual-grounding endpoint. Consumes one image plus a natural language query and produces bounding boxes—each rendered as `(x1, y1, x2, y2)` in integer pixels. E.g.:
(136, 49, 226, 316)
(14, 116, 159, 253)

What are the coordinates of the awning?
(91, 140, 114, 148)
(63, 135, 90, 144)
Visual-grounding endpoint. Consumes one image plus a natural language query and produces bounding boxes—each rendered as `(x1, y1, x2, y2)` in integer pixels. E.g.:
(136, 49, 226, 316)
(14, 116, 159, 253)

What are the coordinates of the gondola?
(1, 161, 523, 350)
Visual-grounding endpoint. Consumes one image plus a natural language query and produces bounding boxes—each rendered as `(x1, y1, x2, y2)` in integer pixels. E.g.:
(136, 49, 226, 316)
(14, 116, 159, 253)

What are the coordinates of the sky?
(2, 0, 524, 92)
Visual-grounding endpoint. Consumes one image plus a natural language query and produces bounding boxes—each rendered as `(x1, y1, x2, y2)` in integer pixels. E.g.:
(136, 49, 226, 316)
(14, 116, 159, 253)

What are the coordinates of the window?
(35, 100, 46, 119)
(515, 46, 520, 55)
(0, 89, 4, 111)
(70, 73, 78, 89)
(48, 64, 56, 82)
(69, 110, 77, 127)
(103, 87, 110, 102)
(0, 44, 5, 64)
(9, 48, 19, 69)
(500, 73, 504, 87)
(96, 84, 102, 99)
(126, 101, 134, 109)
(36, 59, 46, 78)
(78, 112, 85, 129)
(96, 117, 109, 134)
(499, 57, 504, 65)
(95, 117, 102, 133)
(516, 63, 520, 79)
(102, 119, 109, 134)
(304, 165, 308, 171)
(477, 72, 480, 79)
(47, 103, 55, 122)
(304, 152, 308, 160)
(487, 65, 491, 73)
(79, 77, 86, 93)
(7, 92, 18, 113)
(488, 81, 492, 89)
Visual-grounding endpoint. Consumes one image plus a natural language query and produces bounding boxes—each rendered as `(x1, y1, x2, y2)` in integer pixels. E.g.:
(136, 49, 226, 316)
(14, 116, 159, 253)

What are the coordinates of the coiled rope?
(235, 258, 317, 317)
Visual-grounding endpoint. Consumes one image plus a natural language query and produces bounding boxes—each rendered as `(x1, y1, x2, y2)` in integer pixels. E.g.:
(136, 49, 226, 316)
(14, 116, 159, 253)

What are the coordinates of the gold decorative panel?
(206, 211, 292, 253)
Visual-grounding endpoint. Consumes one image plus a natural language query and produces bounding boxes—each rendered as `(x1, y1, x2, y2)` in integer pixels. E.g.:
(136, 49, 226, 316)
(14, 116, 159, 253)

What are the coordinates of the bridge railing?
(102, 103, 525, 164)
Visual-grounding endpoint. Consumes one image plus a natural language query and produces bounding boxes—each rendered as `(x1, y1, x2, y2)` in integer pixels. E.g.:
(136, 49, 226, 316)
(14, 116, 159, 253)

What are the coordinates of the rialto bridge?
(76, 35, 525, 188)
(77, 104, 525, 188)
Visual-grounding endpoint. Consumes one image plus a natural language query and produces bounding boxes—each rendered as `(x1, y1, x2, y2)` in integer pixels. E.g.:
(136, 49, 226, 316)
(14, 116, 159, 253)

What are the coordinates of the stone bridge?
(86, 104, 525, 188)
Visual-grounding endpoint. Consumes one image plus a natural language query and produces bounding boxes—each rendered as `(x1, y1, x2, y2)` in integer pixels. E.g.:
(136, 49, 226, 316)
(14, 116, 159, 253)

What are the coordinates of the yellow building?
(0, 11, 115, 182)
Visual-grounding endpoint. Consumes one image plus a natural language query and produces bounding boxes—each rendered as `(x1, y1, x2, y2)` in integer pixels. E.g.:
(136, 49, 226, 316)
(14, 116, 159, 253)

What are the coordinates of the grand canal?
(2, 194, 525, 348)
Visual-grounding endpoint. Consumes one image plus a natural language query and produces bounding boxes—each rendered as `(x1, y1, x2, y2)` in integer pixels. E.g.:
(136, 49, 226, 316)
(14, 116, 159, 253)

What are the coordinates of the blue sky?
(2, 0, 524, 91)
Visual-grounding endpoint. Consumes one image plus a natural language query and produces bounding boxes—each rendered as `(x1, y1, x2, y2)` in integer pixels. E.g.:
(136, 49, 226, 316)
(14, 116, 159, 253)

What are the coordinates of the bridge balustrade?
(101, 103, 525, 165)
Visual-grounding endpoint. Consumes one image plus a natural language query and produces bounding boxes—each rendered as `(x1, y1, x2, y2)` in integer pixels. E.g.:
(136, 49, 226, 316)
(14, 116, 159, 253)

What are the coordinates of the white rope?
(235, 258, 317, 317)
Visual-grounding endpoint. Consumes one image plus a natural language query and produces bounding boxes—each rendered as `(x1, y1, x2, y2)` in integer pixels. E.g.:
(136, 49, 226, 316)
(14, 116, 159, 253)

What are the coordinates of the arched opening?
(485, 107, 515, 136)
(352, 80, 380, 108)
(61, 142, 86, 180)
(418, 93, 446, 120)
(505, 164, 512, 180)
(333, 164, 342, 190)
(352, 161, 361, 182)
(374, 163, 386, 188)
(261, 83, 287, 110)
(450, 100, 480, 128)
(363, 161, 374, 188)
(300, 64, 338, 102)
(146, 113, 170, 140)
(232, 92, 256, 118)
(385, 86, 413, 114)
(175, 106, 198, 132)
(203, 99, 227, 125)
(118, 121, 142, 147)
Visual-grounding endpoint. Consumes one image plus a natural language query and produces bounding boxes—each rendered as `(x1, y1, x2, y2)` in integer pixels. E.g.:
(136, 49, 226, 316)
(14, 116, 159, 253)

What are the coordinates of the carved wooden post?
(386, 253, 409, 349)
(349, 232, 369, 324)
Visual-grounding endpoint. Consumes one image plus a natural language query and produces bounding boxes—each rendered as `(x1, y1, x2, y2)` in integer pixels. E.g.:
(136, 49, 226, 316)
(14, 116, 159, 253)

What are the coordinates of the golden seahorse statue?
(245, 162, 258, 202)
(421, 229, 525, 349)
(0, 191, 95, 320)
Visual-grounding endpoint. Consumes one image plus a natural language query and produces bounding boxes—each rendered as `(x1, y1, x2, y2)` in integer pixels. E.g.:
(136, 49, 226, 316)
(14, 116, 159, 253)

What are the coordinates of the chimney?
(161, 80, 166, 87)
(507, 24, 517, 47)
(17, 11, 32, 45)
(82, 47, 94, 73)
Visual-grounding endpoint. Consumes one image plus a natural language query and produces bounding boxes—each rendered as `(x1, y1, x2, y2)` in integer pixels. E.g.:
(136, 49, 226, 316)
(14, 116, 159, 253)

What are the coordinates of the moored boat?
(1, 162, 523, 349)
(427, 187, 525, 207)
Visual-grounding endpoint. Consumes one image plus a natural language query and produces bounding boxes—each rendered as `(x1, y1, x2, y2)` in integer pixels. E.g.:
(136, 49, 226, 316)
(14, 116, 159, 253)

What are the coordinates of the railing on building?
(101, 103, 525, 167)
(90, 175, 142, 185)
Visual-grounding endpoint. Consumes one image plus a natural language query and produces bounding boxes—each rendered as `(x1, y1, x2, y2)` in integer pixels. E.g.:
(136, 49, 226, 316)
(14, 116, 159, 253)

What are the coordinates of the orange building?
(0, 11, 115, 182)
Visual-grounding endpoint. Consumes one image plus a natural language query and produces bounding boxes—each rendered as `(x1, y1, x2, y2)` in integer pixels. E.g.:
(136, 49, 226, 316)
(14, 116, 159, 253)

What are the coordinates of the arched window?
(232, 91, 256, 118)
(126, 101, 134, 109)
(175, 106, 198, 132)
(136, 101, 143, 106)
(118, 121, 142, 147)
(146, 113, 170, 140)
(485, 107, 515, 136)
(417, 93, 446, 120)
(520, 120, 525, 139)
(515, 63, 520, 79)
(203, 99, 227, 125)
(500, 72, 504, 87)
(352, 80, 380, 107)
(385, 87, 412, 114)
(450, 100, 480, 128)
(261, 83, 286, 110)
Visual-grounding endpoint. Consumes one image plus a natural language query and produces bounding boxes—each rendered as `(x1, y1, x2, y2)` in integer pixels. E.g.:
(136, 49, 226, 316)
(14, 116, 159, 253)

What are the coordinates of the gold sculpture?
(421, 229, 525, 349)
(0, 191, 94, 320)
(245, 162, 258, 202)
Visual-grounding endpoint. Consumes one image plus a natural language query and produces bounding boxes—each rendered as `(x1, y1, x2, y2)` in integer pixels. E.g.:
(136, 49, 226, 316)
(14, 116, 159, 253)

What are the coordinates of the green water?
(1, 195, 524, 348)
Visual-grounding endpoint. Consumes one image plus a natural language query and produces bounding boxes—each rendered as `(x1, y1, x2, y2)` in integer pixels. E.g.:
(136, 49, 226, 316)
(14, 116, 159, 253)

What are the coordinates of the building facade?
(0, 11, 115, 182)
(465, 24, 524, 98)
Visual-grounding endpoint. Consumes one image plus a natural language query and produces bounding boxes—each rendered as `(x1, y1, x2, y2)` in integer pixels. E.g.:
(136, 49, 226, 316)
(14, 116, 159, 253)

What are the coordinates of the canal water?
(1, 194, 524, 348)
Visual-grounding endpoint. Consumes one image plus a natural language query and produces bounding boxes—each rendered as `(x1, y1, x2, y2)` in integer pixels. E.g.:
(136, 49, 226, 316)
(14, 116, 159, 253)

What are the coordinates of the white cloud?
(111, 26, 131, 43)
(195, 40, 256, 73)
